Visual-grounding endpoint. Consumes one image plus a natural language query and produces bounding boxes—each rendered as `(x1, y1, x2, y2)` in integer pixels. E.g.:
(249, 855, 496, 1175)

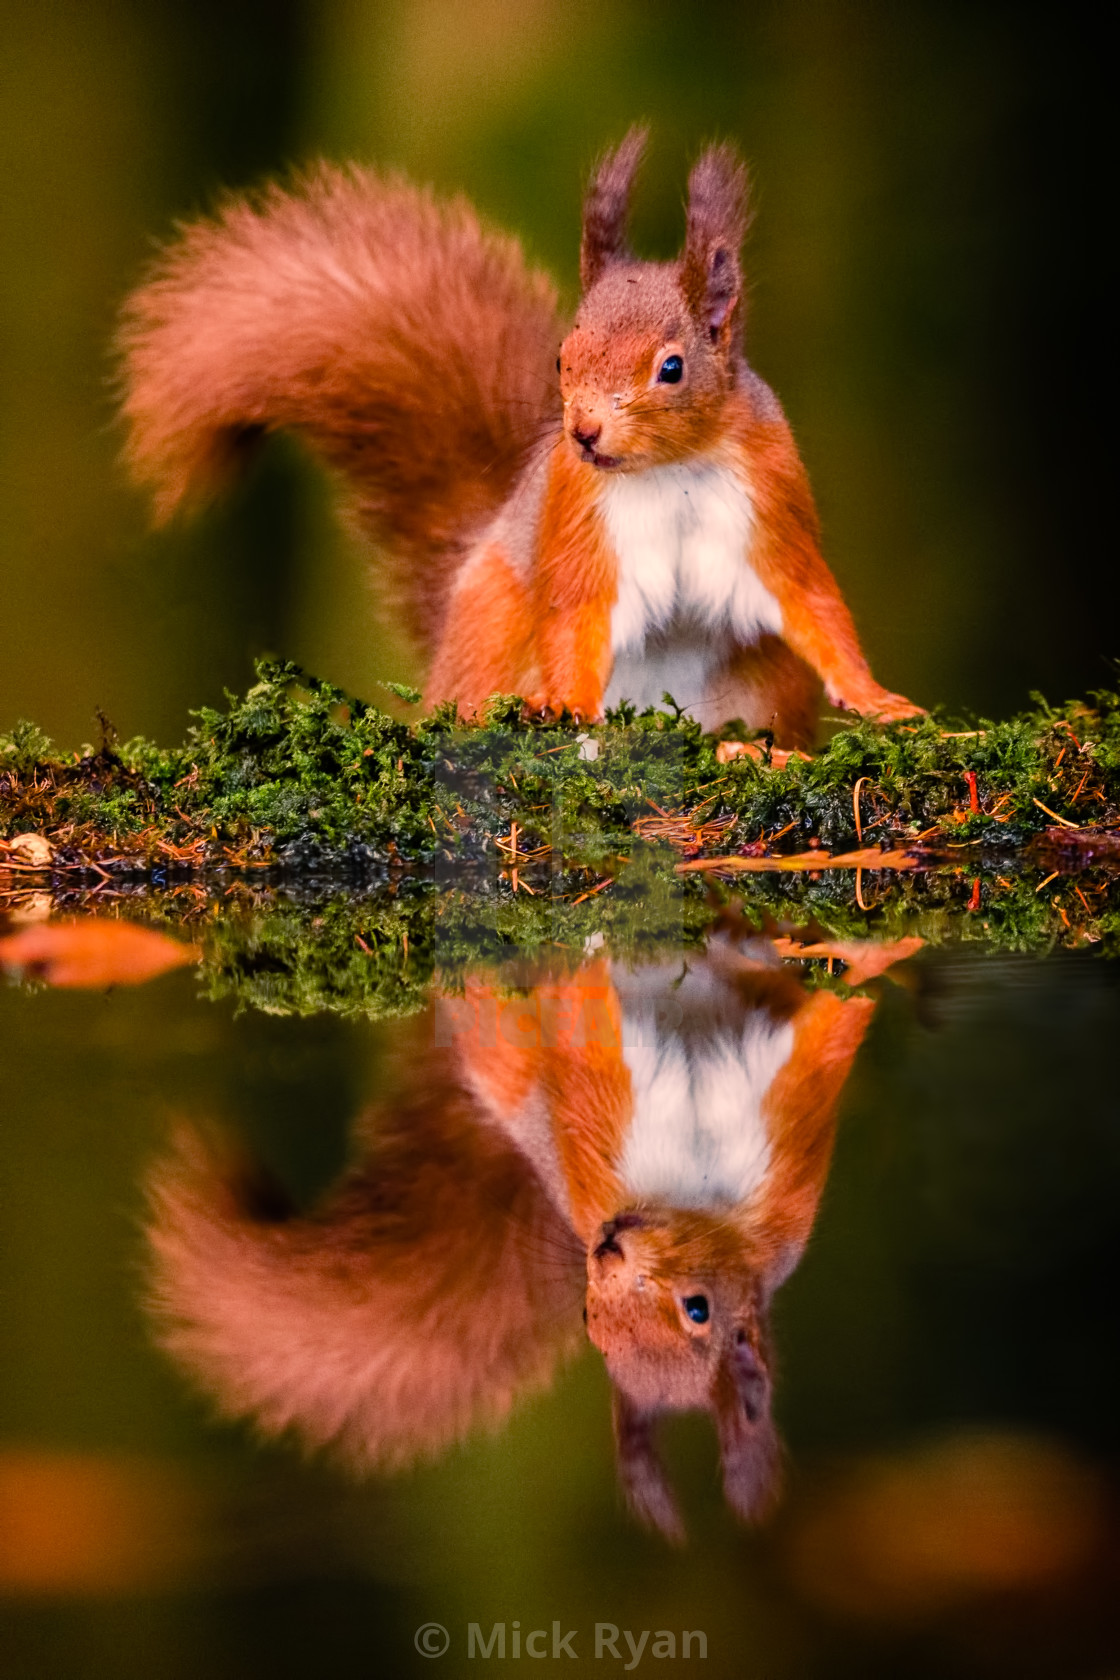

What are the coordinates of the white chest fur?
(600, 460, 782, 718)
(618, 1013, 794, 1211)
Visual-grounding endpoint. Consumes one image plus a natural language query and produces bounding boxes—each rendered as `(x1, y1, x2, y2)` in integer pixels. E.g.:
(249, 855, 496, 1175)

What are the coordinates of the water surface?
(1, 892, 1118, 1679)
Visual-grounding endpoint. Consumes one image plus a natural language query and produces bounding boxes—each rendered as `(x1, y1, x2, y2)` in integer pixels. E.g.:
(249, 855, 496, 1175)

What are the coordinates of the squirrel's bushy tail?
(144, 1093, 583, 1471)
(118, 164, 564, 647)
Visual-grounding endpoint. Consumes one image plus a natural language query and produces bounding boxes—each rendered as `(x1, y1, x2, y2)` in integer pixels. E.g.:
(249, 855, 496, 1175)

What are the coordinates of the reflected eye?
(657, 353, 684, 384)
(556, 357, 562, 373)
(683, 1295, 709, 1324)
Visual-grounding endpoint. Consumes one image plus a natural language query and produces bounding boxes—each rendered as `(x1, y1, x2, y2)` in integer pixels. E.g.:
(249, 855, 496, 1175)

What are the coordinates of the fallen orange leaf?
(676, 847, 920, 875)
(0, 832, 54, 866)
(0, 919, 199, 988)
(770, 935, 925, 986)
(715, 740, 811, 768)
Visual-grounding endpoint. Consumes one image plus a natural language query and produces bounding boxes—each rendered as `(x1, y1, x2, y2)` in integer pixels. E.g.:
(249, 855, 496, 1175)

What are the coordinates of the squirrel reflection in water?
(146, 931, 919, 1541)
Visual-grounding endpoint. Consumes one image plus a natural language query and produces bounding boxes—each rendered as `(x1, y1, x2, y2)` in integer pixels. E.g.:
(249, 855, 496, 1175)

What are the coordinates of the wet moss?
(4, 659, 1118, 872)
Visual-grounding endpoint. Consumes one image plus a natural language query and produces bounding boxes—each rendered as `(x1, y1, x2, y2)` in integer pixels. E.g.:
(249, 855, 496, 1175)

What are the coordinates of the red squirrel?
(144, 935, 921, 1538)
(120, 129, 922, 745)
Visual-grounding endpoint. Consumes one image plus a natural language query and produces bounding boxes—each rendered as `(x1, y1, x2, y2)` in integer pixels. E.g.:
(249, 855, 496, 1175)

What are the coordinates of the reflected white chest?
(618, 1014, 794, 1210)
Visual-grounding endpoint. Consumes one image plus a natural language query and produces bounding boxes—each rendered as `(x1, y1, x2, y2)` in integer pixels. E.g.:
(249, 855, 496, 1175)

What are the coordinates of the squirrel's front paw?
(865, 691, 926, 723)
(522, 696, 567, 725)
(831, 687, 925, 724)
(522, 695, 604, 726)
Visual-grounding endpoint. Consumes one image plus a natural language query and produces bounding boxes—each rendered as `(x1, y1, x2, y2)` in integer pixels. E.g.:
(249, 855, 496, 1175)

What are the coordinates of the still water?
(1, 892, 1118, 1679)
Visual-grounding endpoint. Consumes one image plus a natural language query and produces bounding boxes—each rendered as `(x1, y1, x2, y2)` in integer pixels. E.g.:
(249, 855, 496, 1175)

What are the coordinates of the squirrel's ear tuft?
(580, 125, 649, 291)
(682, 143, 749, 347)
(612, 1386, 687, 1544)
(712, 1331, 782, 1524)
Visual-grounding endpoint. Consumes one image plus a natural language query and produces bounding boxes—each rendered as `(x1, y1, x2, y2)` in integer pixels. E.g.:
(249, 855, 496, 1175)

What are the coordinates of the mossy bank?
(4, 658, 1119, 875)
(4, 661, 1120, 1004)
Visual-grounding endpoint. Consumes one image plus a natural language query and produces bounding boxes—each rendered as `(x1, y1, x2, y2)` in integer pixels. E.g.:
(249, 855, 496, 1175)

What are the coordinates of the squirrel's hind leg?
(424, 544, 538, 718)
(712, 634, 821, 750)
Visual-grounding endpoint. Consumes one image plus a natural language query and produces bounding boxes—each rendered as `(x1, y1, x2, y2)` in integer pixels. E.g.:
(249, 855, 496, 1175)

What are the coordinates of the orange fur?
(449, 965, 632, 1239)
(729, 412, 916, 719)
(718, 632, 822, 750)
(753, 990, 875, 1259)
(528, 447, 617, 719)
(119, 139, 920, 740)
(424, 543, 537, 713)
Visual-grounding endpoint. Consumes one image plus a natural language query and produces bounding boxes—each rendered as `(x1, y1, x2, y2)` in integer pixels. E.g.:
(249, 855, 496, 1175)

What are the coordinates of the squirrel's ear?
(682, 143, 749, 347)
(712, 1330, 782, 1524)
(762, 1237, 809, 1300)
(580, 125, 649, 291)
(612, 1386, 686, 1544)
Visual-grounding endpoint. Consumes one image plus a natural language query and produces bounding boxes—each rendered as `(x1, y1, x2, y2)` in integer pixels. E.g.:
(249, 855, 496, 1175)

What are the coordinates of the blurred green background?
(1, 0, 1113, 749)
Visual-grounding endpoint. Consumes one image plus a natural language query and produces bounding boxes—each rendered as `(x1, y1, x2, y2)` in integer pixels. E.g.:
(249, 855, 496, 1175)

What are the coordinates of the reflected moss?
(5, 850, 1112, 1030)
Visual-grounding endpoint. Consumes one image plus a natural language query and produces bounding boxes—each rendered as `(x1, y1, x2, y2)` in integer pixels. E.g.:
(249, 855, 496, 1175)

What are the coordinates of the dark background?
(2, 0, 1115, 749)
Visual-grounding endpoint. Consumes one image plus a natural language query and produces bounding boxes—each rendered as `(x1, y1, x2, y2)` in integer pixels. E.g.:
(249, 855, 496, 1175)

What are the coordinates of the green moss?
(4, 659, 1118, 866)
(0, 719, 54, 777)
(4, 661, 1119, 995)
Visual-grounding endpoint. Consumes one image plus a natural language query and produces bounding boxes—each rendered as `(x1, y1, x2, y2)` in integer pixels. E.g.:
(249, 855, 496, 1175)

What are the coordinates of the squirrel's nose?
(572, 420, 602, 450)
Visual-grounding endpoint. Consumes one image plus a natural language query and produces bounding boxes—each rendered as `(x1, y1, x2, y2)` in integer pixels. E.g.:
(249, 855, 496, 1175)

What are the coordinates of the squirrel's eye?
(556, 357, 562, 373)
(683, 1295, 709, 1324)
(657, 354, 684, 385)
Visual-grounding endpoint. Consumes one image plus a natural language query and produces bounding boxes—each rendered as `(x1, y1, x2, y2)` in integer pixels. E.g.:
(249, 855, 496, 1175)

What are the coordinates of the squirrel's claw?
(522, 697, 605, 726)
